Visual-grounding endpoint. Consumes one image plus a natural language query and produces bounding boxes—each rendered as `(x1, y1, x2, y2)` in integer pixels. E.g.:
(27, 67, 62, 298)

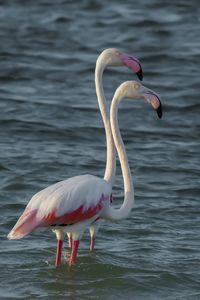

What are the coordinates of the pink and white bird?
(88, 48, 143, 251)
(8, 48, 144, 266)
(62, 48, 144, 253)
(57, 48, 144, 255)
(8, 79, 162, 267)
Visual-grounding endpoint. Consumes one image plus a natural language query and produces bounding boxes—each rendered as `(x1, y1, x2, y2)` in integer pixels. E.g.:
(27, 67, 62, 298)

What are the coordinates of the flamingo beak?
(156, 103, 163, 119)
(141, 88, 163, 119)
(136, 67, 143, 81)
(119, 53, 143, 81)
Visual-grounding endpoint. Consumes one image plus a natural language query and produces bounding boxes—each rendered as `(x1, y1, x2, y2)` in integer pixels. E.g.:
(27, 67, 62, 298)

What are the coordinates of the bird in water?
(8, 79, 162, 267)
(87, 48, 144, 252)
(60, 48, 144, 256)
(8, 48, 144, 267)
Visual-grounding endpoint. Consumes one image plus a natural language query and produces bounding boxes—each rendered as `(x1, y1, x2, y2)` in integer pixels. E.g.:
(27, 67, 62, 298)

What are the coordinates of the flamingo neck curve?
(102, 92, 134, 221)
(95, 57, 116, 187)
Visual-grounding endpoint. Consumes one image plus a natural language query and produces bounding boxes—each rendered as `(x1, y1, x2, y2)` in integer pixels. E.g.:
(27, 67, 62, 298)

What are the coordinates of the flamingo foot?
(68, 240, 79, 266)
(55, 239, 63, 267)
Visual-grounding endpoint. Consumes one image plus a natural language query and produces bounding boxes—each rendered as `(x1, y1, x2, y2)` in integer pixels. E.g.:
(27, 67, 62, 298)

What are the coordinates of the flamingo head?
(117, 81, 162, 118)
(98, 48, 143, 80)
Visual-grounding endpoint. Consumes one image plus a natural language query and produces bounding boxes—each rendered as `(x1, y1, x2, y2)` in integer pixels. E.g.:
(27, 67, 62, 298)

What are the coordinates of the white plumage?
(8, 175, 111, 241)
(28, 175, 111, 219)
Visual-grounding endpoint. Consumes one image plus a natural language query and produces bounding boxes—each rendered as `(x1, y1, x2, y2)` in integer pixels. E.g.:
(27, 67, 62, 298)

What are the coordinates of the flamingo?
(62, 48, 144, 254)
(8, 48, 144, 267)
(7, 80, 162, 267)
(88, 48, 143, 251)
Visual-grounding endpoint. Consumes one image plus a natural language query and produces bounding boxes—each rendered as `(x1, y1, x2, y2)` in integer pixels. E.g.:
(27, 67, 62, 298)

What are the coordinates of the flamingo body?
(8, 175, 111, 240)
(8, 80, 162, 267)
(8, 49, 146, 266)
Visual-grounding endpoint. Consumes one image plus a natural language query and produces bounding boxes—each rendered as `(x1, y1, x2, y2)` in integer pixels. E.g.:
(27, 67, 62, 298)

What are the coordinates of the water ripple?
(0, 0, 199, 299)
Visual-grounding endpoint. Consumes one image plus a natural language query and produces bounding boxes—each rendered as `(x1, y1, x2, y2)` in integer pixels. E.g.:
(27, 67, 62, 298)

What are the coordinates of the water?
(0, 0, 199, 299)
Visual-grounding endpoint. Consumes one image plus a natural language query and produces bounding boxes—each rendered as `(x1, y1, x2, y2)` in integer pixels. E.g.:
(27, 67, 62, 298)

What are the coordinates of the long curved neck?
(95, 58, 116, 186)
(102, 92, 134, 220)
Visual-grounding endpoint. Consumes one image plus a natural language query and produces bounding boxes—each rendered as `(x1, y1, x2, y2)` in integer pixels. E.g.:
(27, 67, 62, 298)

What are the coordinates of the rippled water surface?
(0, 0, 199, 299)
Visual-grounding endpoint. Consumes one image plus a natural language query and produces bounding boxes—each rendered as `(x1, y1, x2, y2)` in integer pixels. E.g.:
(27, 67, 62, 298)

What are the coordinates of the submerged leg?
(89, 224, 95, 252)
(89, 220, 100, 252)
(52, 229, 64, 267)
(68, 240, 79, 266)
(90, 235, 95, 252)
(55, 239, 63, 267)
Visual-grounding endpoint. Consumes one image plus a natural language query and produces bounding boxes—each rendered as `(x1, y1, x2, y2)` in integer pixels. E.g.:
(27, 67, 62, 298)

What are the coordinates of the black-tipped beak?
(136, 66, 143, 81)
(156, 102, 162, 119)
(142, 89, 163, 119)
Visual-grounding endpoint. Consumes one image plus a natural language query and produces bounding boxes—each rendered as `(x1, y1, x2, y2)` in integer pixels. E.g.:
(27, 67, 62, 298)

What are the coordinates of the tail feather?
(7, 209, 39, 240)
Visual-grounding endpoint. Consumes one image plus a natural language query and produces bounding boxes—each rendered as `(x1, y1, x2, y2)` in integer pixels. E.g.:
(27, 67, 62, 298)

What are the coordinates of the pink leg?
(69, 240, 79, 266)
(90, 236, 94, 252)
(55, 239, 63, 267)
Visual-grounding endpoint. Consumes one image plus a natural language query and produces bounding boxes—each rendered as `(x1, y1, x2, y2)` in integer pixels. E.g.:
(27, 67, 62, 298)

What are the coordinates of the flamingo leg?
(89, 219, 100, 251)
(69, 240, 79, 266)
(67, 233, 72, 249)
(55, 239, 63, 267)
(90, 235, 95, 252)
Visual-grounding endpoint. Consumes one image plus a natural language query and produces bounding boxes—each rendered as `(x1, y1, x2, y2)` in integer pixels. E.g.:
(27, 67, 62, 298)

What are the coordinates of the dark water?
(0, 0, 199, 299)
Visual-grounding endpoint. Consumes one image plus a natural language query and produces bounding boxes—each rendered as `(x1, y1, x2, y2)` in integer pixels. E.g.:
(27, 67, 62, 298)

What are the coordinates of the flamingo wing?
(8, 174, 111, 239)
